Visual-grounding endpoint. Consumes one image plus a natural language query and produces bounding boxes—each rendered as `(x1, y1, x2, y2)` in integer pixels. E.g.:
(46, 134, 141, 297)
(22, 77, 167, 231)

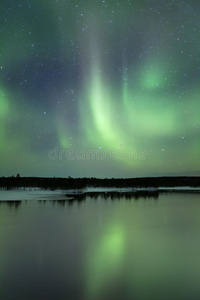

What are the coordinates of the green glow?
(134, 99, 176, 135)
(123, 91, 176, 136)
(86, 225, 124, 300)
(139, 57, 172, 90)
(142, 68, 163, 89)
(121, 59, 177, 137)
(57, 125, 71, 150)
(0, 90, 9, 118)
(0, 88, 10, 151)
(89, 67, 119, 145)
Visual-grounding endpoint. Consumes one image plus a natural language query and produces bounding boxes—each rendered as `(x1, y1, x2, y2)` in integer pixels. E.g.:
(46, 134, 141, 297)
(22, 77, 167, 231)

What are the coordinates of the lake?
(0, 191, 200, 300)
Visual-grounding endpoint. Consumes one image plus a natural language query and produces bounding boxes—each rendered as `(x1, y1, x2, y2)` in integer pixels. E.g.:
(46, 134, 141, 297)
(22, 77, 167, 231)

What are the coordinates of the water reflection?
(66, 190, 159, 202)
(0, 200, 22, 209)
(0, 193, 200, 300)
(85, 223, 125, 300)
(37, 198, 86, 207)
(38, 199, 70, 206)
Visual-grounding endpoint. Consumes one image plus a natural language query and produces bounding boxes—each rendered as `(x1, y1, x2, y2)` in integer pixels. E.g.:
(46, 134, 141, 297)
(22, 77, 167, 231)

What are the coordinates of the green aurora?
(0, 0, 200, 177)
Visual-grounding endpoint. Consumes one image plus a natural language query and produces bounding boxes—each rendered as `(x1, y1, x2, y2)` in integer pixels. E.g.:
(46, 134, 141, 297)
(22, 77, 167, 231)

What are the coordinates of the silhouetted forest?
(0, 175, 200, 190)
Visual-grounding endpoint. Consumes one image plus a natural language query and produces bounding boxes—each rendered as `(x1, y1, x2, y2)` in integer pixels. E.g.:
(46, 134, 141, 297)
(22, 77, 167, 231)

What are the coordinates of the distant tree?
(16, 173, 20, 178)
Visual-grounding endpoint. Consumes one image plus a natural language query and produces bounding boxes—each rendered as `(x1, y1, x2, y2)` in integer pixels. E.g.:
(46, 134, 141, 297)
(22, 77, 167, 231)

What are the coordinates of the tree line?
(0, 176, 200, 190)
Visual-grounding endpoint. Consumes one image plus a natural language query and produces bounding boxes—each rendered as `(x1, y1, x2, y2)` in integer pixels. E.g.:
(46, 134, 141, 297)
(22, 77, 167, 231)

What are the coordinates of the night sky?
(1, 0, 200, 178)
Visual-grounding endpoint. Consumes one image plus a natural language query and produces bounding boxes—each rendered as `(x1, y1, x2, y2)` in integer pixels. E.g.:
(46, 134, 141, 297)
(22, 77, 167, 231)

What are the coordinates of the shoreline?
(0, 186, 200, 202)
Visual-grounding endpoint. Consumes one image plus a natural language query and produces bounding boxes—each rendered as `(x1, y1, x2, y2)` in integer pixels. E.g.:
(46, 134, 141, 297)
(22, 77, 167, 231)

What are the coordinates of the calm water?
(0, 192, 200, 300)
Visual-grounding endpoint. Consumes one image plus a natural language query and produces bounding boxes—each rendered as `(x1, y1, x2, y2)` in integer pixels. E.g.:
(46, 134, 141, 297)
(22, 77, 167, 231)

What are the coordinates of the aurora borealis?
(1, 0, 200, 178)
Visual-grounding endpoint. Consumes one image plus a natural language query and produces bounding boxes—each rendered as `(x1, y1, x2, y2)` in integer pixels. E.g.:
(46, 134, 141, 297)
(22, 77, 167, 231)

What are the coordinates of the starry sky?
(0, 0, 200, 178)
